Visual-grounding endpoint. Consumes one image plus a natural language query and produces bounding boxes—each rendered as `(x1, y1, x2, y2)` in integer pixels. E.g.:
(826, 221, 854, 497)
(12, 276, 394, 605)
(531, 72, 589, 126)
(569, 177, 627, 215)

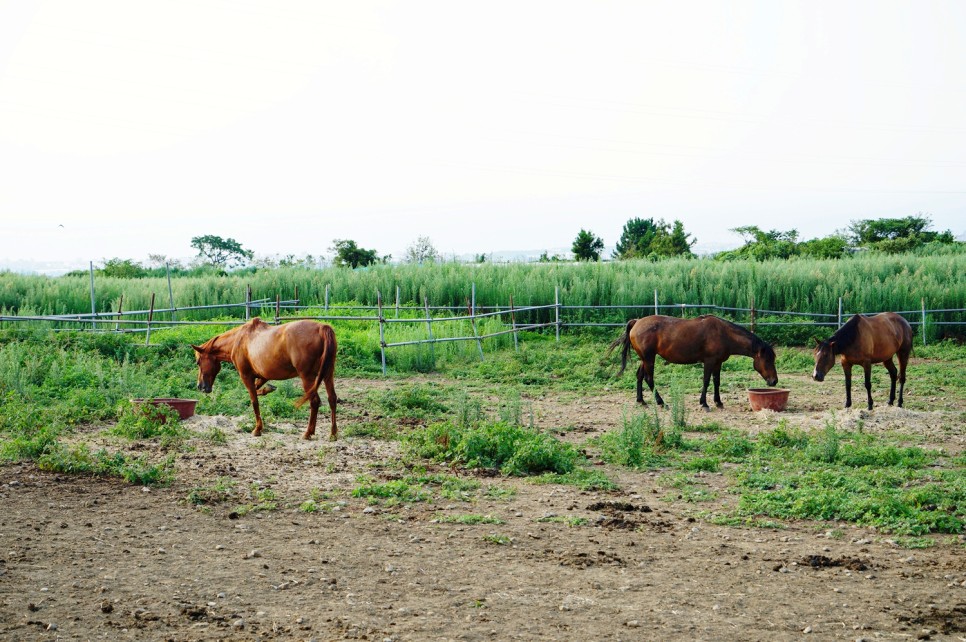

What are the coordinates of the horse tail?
(295, 324, 337, 408)
(604, 318, 637, 377)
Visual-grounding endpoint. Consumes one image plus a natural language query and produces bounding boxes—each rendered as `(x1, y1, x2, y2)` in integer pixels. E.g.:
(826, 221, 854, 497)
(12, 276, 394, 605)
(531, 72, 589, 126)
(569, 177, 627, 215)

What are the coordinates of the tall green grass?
(3, 250, 964, 341)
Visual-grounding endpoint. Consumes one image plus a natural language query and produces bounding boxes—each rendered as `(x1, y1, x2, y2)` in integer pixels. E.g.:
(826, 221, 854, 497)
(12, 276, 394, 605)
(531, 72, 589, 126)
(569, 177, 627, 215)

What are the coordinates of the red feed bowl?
(131, 398, 197, 421)
(747, 388, 790, 412)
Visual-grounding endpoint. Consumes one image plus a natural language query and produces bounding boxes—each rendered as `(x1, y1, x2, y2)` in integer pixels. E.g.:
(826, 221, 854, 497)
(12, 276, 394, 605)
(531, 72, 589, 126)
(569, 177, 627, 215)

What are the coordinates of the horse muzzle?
(812, 371, 824, 382)
(766, 377, 778, 387)
(198, 382, 212, 394)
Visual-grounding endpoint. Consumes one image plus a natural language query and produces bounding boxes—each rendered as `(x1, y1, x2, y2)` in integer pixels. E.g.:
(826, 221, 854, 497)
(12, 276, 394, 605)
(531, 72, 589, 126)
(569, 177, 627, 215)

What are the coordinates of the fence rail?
(1, 284, 963, 374)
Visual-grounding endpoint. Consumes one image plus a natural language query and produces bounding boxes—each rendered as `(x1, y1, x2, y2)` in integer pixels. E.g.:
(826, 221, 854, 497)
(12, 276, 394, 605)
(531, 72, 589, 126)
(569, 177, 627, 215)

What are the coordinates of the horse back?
(851, 313, 912, 363)
(630, 315, 725, 364)
(237, 320, 329, 379)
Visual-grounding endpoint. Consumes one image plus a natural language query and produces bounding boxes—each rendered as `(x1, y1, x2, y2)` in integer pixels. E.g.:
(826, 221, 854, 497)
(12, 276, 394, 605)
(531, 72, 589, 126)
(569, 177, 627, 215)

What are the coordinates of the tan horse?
(192, 318, 338, 440)
(609, 315, 778, 410)
(812, 312, 912, 410)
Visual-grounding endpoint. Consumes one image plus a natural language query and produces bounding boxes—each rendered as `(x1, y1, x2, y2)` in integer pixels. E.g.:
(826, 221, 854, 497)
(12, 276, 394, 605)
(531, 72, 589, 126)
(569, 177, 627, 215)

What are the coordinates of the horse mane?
(200, 319, 261, 354)
(828, 314, 861, 352)
(715, 316, 773, 356)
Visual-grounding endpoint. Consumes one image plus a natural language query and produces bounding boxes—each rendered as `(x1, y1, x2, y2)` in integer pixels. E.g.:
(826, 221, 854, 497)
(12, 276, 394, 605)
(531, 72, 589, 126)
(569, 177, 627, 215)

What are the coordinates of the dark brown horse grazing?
(609, 315, 778, 411)
(812, 312, 912, 410)
(192, 318, 338, 440)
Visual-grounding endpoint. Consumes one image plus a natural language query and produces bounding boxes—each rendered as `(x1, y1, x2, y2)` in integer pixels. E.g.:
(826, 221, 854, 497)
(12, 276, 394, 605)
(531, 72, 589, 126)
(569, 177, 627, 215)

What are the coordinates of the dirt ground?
(2, 371, 965, 641)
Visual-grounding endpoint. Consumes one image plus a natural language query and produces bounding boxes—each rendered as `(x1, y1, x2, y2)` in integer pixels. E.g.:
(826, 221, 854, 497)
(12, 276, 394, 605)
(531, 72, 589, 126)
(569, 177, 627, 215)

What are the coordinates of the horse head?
(812, 339, 836, 382)
(753, 343, 779, 387)
(192, 344, 222, 393)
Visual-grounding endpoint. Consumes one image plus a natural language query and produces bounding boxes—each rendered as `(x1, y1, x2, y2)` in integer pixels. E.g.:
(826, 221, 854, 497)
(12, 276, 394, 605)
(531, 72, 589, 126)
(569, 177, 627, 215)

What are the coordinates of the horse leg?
(643, 355, 663, 406)
(897, 350, 909, 408)
(699, 363, 712, 412)
(241, 376, 265, 436)
(635, 363, 645, 404)
(863, 362, 874, 410)
(883, 358, 898, 406)
(323, 373, 338, 441)
(299, 373, 320, 440)
(842, 363, 853, 408)
(712, 365, 723, 409)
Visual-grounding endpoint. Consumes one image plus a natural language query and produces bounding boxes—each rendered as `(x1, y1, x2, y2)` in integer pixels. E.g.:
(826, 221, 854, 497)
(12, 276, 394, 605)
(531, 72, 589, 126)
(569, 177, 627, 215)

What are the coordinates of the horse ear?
(191, 345, 204, 353)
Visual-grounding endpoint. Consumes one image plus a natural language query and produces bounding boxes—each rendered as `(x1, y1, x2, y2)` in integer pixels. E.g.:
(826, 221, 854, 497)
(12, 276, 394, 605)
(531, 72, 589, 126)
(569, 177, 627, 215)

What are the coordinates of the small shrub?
(683, 456, 721, 472)
(482, 534, 511, 545)
(37, 444, 174, 486)
(594, 408, 682, 469)
(435, 514, 505, 525)
(111, 403, 185, 440)
(405, 421, 579, 477)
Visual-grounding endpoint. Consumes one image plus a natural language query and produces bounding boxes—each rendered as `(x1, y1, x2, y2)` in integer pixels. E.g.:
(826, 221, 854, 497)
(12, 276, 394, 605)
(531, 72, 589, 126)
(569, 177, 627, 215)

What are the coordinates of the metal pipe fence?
(1, 284, 963, 374)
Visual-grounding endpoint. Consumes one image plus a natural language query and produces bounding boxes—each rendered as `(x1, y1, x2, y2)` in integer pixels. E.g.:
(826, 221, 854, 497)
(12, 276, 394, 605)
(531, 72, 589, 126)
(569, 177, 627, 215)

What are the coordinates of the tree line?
(570, 213, 958, 262)
(75, 214, 959, 279)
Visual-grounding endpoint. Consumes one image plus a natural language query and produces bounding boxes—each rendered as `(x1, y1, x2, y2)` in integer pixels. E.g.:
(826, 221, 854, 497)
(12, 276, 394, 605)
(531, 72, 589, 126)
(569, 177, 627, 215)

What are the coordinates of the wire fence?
(1, 283, 963, 375)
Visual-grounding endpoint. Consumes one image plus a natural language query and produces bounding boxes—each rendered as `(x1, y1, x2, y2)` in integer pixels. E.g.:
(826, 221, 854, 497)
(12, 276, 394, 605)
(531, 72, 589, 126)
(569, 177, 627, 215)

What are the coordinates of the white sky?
(1, 0, 964, 271)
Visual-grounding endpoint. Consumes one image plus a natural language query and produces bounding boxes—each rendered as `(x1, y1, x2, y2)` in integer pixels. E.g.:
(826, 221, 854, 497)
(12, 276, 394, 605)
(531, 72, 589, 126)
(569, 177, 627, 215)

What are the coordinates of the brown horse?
(609, 315, 778, 410)
(812, 312, 912, 410)
(192, 318, 338, 440)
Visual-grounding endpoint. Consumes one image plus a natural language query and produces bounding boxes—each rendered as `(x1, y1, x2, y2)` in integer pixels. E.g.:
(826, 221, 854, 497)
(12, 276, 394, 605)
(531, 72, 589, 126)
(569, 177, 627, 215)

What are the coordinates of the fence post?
(325, 284, 329, 312)
(245, 285, 252, 321)
(396, 286, 400, 318)
(424, 295, 435, 362)
(294, 285, 299, 307)
(838, 297, 842, 327)
(921, 298, 927, 346)
(89, 261, 97, 331)
(166, 262, 177, 322)
(115, 295, 123, 333)
(275, 294, 281, 324)
(654, 289, 659, 317)
(750, 293, 756, 333)
(555, 286, 560, 342)
(145, 293, 155, 346)
(509, 294, 519, 352)
(468, 295, 484, 362)
(377, 290, 387, 376)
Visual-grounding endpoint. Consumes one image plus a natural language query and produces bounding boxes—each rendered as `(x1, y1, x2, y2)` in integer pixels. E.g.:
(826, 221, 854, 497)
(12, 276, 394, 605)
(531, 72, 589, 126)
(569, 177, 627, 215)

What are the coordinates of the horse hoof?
(301, 433, 314, 441)
(701, 406, 711, 413)
(328, 434, 338, 442)
(715, 403, 724, 409)
(251, 429, 262, 437)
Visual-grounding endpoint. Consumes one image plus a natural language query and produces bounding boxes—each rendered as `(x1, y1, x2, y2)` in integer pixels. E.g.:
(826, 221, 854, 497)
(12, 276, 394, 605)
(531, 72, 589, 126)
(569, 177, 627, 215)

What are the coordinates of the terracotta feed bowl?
(747, 388, 790, 412)
(130, 398, 197, 421)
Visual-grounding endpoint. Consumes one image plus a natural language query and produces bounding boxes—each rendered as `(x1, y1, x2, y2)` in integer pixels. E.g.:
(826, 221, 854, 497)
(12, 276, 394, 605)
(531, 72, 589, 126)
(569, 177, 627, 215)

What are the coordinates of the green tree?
(572, 229, 604, 261)
(404, 236, 440, 264)
(190, 235, 254, 269)
(331, 239, 380, 268)
(797, 235, 849, 259)
(538, 251, 563, 262)
(848, 214, 955, 253)
(716, 226, 800, 261)
(613, 217, 659, 259)
(650, 219, 696, 258)
(98, 258, 147, 278)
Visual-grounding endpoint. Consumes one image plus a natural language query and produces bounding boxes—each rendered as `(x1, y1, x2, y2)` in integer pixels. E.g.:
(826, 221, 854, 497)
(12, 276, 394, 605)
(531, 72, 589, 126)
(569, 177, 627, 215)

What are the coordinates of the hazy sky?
(1, 0, 964, 271)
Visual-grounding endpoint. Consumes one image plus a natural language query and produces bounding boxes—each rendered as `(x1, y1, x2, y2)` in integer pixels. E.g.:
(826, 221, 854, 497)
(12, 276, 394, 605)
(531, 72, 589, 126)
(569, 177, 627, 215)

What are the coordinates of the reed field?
(2, 252, 964, 333)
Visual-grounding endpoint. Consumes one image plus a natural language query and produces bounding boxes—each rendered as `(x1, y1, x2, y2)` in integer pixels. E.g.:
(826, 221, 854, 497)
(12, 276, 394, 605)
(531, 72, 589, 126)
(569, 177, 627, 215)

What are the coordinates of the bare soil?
(2, 372, 965, 641)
